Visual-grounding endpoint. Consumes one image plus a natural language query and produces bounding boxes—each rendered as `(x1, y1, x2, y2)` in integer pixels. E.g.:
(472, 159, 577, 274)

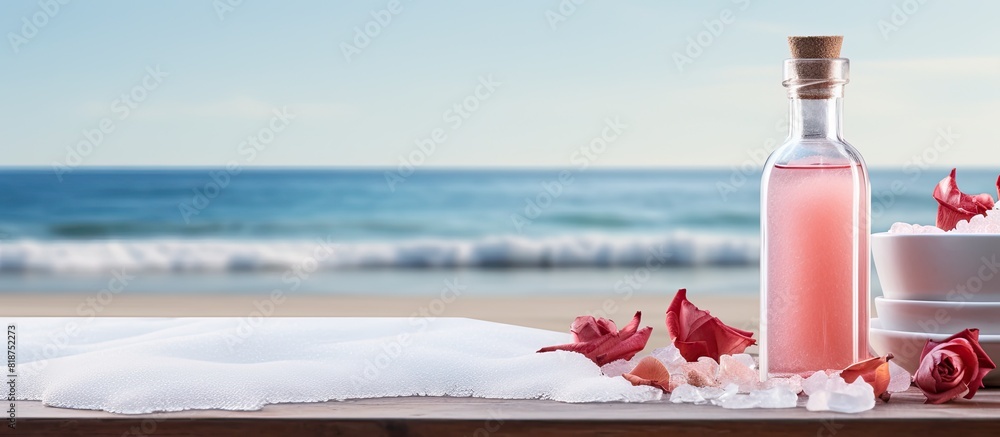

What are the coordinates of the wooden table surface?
(9, 387, 1000, 436)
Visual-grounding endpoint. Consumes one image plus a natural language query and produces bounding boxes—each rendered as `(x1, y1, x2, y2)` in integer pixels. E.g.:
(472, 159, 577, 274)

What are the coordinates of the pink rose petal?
(840, 354, 893, 402)
(666, 289, 756, 362)
(538, 311, 652, 366)
(622, 356, 671, 392)
(933, 169, 995, 231)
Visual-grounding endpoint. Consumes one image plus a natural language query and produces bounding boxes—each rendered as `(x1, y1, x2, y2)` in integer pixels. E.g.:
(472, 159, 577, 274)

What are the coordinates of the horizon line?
(0, 165, 992, 171)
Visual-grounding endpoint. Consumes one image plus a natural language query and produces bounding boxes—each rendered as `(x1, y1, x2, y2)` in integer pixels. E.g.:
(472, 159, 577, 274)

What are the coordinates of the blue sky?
(1, 0, 999, 167)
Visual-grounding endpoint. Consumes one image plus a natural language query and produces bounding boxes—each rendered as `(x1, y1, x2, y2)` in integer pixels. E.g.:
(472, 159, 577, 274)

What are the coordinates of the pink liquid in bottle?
(763, 164, 869, 375)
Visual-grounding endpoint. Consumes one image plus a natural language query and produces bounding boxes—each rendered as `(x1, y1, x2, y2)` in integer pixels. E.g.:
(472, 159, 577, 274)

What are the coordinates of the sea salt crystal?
(804, 375, 876, 414)
(801, 370, 831, 396)
(953, 211, 1000, 233)
(670, 384, 704, 404)
(888, 222, 946, 234)
(650, 345, 684, 366)
(717, 355, 760, 392)
(706, 383, 740, 405)
(663, 356, 893, 413)
(889, 222, 914, 234)
(710, 385, 798, 409)
(697, 356, 720, 375)
(667, 357, 719, 389)
(731, 354, 757, 370)
(695, 386, 725, 402)
(716, 393, 757, 409)
(891, 210, 1000, 234)
(886, 361, 912, 393)
(13, 317, 666, 414)
(750, 386, 798, 408)
(762, 374, 803, 394)
(601, 357, 641, 378)
(698, 383, 738, 404)
(669, 375, 798, 411)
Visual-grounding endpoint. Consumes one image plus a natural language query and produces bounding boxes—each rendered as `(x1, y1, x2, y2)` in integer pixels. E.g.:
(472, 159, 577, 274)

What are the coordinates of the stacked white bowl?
(871, 232, 1000, 386)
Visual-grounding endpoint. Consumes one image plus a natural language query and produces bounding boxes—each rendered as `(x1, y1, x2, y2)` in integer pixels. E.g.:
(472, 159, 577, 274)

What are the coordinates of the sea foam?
(0, 233, 758, 273)
(13, 317, 662, 414)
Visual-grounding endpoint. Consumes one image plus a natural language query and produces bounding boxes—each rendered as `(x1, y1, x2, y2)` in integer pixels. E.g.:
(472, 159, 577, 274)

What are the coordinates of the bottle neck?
(788, 97, 843, 140)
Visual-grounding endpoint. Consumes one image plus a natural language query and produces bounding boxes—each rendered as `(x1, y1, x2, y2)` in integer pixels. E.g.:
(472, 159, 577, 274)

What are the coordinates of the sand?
(1, 292, 761, 355)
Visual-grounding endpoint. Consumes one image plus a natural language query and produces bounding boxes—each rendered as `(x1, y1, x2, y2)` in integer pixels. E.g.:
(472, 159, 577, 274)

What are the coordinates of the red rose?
(666, 289, 756, 362)
(914, 329, 996, 404)
(932, 169, 995, 231)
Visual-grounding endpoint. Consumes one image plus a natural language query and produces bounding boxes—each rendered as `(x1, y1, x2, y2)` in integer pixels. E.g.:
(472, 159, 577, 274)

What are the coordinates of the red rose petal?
(537, 341, 594, 355)
(622, 356, 670, 392)
(841, 354, 893, 400)
(597, 318, 618, 336)
(596, 326, 652, 366)
(579, 332, 624, 360)
(571, 316, 614, 343)
(920, 378, 969, 405)
(666, 289, 756, 362)
(618, 311, 641, 338)
(538, 312, 652, 366)
(933, 169, 996, 231)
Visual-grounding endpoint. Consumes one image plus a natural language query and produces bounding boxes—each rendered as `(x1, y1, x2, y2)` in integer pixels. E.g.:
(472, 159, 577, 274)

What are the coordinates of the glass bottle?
(760, 58, 870, 378)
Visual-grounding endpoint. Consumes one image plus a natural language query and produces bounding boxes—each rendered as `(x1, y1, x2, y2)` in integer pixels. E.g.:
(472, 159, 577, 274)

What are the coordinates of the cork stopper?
(787, 36, 842, 59)
(783, 35, 848, 99)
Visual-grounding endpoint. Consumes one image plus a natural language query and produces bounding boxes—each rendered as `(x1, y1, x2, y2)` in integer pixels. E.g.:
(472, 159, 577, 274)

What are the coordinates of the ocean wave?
(0, 234, 759, 273)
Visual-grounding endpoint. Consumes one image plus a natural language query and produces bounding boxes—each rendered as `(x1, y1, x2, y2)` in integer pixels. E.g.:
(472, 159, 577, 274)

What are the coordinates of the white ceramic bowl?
(875, 297, 1000, 335)
(869, 318, 1000, 387)
(871, 233, 1000, 301)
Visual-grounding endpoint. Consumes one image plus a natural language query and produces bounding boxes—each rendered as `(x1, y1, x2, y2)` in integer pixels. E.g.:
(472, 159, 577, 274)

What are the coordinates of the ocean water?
(0, 168, 993, 295)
